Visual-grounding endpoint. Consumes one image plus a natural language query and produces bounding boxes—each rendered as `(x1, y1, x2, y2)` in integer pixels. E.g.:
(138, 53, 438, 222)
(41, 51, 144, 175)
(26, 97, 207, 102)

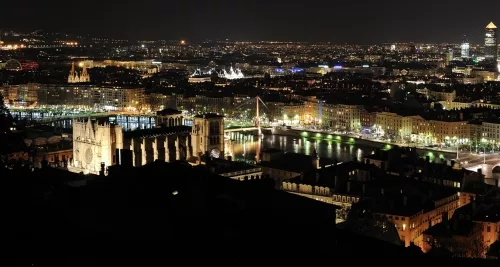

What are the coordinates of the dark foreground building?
(7, 162, 499, 266)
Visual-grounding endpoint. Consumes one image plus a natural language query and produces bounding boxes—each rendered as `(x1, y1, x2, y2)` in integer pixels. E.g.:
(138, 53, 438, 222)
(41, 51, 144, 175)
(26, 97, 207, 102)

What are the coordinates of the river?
(229, 132, 379, 163)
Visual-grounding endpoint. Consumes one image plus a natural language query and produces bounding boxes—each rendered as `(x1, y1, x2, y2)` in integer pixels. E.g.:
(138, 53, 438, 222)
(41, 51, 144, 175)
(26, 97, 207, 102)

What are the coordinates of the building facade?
(69, 112, 232, 175)
(485, 22, 498, 63)
(68, 119, 123, 175)
(68, 62, 91, 83)
(37, 84, 145, 111)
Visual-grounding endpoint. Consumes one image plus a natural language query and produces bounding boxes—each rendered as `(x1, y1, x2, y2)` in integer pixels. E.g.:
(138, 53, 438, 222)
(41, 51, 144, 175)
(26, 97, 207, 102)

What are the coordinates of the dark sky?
(2, 0, 499, 44)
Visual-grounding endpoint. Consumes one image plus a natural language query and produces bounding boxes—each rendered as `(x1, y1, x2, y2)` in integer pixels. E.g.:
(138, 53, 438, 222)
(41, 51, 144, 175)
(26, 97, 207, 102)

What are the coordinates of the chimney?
(381, 188, 385, 195)
(300, 172, 304, 181)
(362, 184, 366, 194)
(478, 168, 482, 176)
(334, 176, 339, 187)
(347, 181, 352, 193)
(403, 196, 408, 206)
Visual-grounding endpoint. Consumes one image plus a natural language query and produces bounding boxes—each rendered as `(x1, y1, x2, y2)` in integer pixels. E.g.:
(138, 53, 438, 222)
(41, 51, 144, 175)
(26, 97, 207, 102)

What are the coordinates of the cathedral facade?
(68, 111, 233, 175)
(68, 119, 122, 175)
(68, 62, 91, 83)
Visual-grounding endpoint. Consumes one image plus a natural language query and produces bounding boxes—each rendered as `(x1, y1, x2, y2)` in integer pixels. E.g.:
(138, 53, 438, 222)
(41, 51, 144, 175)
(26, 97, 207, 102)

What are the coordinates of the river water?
(228, 132, 379, 163)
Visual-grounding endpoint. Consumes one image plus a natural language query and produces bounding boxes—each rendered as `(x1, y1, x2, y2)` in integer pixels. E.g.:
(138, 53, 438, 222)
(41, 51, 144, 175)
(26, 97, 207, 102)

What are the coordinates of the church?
(68, 62, 91, 83)
(68, 109, 233, 175)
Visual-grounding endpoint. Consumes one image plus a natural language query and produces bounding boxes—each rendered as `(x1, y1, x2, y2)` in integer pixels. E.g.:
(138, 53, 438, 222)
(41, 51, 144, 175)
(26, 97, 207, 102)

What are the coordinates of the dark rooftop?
(206, 160, 261, 175)
(156, 108, 182, 116)
(123, 126, 191, 138)
(7, 162, 500, 266)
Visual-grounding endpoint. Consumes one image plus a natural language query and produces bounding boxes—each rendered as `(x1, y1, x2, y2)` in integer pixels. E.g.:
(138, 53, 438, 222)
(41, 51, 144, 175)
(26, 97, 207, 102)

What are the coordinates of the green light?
(327, 135, 333, 139)
(316, 133, 322, 138)
(301, 132, 308, 137)
(336, 136, 341, 140)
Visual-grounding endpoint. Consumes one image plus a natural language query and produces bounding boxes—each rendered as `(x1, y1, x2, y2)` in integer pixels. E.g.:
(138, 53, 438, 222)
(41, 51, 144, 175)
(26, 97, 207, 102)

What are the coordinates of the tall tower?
(68, 62, 76, 83)
(485, 22, 498, 63)
(80, 65, 90, 83)
(445, 47, 454, 66)
(461, 35, 470, 59)
(191, 114, 225, 160)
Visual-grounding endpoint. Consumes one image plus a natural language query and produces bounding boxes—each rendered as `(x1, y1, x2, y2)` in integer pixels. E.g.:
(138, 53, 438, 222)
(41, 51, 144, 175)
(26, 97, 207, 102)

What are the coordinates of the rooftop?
(207, 160, 262, 175)
(486, 21, 497, 29)
(156, 108, 182, 116)
(123, 126, 191, 138)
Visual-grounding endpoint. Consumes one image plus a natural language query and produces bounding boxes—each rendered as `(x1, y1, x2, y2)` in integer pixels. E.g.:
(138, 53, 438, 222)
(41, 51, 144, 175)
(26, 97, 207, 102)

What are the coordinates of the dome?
(5, 59, 22, 71)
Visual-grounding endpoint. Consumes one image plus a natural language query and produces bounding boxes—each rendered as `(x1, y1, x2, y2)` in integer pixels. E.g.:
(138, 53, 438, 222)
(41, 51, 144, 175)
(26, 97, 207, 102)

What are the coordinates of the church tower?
(191, 114, 225, 161)
(80, 65, 90, 82)
(68, 61, 90, 83)
(68, 62, 77, 83)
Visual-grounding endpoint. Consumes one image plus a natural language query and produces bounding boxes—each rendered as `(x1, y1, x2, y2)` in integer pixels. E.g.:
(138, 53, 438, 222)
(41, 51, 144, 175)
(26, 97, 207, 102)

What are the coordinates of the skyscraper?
(461, 35, 470, 59)
(445, 47, 454, 66)
(484, 22, 497, 63)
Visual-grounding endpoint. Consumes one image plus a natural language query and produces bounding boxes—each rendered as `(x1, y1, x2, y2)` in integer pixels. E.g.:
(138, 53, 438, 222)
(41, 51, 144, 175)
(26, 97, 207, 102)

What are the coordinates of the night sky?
(2, 0, 499, 44)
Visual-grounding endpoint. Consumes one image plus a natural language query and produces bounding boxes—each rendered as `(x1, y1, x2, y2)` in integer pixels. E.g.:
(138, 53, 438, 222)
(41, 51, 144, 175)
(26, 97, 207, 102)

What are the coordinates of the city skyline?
(1, 0, 499, 44)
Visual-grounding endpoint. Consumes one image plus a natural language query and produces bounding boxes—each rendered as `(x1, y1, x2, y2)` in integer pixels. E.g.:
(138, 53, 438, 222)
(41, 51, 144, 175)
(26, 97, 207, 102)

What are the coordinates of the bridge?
(232, 95, 268, 136)
(453, 152, 500, 180)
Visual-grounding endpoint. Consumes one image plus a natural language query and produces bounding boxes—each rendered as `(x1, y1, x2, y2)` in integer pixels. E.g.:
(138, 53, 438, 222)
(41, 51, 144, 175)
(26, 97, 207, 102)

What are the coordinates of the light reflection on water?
(230, 132, 372, 163)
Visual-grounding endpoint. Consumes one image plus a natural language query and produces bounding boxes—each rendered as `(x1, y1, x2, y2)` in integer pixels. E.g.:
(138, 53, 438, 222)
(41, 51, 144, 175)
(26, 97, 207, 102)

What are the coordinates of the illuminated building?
(190, 67, 245, 80)
(0, 83, 39, 106)
(68, 112, 231, 175)
(37, 84, 144, 111)
(484, 22, 498, 63)
(4, 59, 22, 71)
(445, 48, 453, 66)
(322, 104, 362, 131)
(282, 102, 305, 125)
(375, 112, 412, 139)
(191, 114, 227, 159)
(429, 120, 468, 145)
(68, 61, 91, 83)
(461, 35, 470, 59)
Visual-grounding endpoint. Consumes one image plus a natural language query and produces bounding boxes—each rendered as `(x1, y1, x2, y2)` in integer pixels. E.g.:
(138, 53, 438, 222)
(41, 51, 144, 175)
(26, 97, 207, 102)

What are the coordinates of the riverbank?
(268, 127, 457, 160)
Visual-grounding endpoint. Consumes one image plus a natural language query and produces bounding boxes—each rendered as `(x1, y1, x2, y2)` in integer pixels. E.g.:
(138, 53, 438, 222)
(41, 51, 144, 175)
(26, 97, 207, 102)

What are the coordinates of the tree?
(0, 93, 12, 132)
(0, 93, 23, 157)
(340, 201, 402, 246)
(425, 231, 487, 258)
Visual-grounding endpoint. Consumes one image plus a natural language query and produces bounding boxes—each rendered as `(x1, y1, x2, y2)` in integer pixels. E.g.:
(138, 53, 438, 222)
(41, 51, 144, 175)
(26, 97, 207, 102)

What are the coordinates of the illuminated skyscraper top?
(461, 35, 470, 59)
(484, 22, 498, 63)
(486, 22, 497, 29)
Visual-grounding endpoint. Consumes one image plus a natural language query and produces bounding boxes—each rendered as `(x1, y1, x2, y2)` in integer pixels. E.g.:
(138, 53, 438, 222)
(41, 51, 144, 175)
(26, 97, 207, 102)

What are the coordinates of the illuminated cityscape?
(2, 2, 500, 265)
